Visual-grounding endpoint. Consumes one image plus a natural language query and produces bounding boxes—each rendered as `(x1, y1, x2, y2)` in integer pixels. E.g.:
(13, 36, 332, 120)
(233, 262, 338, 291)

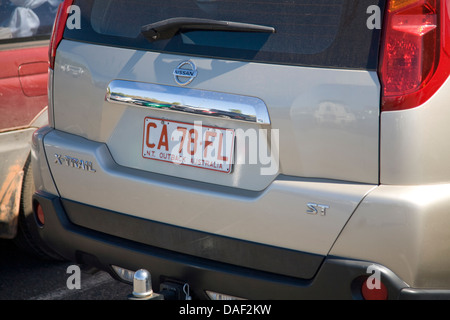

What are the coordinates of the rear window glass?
(0, 0, 63, 42)
(66, 0, 385, 70)
(91, 0, 342, 56)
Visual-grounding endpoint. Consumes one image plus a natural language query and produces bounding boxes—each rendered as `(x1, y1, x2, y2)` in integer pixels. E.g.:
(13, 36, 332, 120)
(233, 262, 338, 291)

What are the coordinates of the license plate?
(142, 117, 235, 173)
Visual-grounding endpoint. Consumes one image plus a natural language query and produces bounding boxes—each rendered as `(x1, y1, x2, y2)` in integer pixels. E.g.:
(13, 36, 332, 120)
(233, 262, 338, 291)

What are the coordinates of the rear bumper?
(32, 191, 450, 300)
(30, 126, 450, 299)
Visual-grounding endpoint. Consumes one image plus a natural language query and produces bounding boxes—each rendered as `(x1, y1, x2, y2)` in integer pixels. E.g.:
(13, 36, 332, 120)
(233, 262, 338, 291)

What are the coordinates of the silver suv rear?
(32, 0, 450, 299)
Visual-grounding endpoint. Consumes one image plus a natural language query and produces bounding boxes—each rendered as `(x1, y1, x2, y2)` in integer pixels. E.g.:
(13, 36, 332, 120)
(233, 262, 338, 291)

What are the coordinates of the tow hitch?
(127, 269, 192, 300)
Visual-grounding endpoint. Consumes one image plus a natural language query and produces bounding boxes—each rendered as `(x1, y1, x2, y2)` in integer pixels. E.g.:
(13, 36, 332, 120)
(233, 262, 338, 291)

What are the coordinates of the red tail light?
(379, 0, 450, 111)
(49, 0, 74, 70)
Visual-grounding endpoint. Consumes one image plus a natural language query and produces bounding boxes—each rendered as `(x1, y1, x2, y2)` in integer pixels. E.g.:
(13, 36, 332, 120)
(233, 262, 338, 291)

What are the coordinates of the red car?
(0, 0, 62, 259)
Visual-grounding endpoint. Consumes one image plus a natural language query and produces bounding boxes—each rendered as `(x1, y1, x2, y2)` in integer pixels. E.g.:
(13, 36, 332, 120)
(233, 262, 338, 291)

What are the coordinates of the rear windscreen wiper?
(141, 17, 276, 41)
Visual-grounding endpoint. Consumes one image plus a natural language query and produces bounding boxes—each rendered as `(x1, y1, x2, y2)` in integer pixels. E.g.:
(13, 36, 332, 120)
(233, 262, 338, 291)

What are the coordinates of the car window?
(90, 0, 343, 56)
(65, 0, 384, 70)
(0, 0, 62, 41)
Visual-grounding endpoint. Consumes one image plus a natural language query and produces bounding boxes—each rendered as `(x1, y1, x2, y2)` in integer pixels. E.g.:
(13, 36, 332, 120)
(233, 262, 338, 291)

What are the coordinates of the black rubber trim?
(61, 198, 324, 280)
(399, 288, 450, 300)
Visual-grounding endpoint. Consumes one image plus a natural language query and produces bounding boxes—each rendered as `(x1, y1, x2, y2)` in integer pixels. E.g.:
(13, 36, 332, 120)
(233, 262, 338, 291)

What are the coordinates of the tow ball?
(128, 269, 192, 300)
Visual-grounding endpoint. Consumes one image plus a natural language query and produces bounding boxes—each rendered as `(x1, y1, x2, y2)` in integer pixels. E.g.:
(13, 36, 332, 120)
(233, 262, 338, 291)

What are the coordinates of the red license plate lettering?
(142, 117, 235, 173)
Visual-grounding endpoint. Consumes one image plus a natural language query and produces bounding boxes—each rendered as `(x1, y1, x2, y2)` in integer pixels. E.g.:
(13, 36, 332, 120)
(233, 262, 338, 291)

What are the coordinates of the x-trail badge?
(173, 60, 197, 86)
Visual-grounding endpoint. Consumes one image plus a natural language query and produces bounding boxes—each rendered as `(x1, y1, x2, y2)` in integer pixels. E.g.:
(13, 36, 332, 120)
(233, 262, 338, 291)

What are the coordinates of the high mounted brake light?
(379, 0, 450, 111)
(49, 0, 74, 70)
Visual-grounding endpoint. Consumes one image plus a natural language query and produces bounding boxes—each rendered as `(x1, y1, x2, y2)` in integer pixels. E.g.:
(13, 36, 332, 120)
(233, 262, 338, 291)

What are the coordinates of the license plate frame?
(142, 117, 235, 173)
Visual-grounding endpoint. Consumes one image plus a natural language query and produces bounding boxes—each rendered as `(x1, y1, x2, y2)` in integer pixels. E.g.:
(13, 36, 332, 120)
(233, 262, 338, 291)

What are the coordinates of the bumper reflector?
(35, 202, 45, 226)
(361, 278, 389, 300)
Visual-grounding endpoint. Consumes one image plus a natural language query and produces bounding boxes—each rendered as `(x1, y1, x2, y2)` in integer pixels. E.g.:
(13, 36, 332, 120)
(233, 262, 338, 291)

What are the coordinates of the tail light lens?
(49, 0, 74, 70)
(379, 0, 450, 111)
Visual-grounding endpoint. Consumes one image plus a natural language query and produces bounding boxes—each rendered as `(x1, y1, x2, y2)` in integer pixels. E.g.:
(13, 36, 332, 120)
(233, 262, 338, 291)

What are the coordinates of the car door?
(0, 0, 62, 239)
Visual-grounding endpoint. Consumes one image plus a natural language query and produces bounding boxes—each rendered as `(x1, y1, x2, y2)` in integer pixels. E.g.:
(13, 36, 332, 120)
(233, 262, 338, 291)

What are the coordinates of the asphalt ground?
(0, 239, 131, 300)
